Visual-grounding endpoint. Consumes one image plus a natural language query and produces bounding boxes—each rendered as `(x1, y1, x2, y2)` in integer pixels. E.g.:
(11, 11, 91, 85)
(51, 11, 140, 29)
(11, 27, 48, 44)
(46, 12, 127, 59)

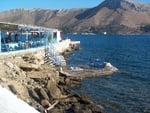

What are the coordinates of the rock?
(72, 104, 93, 113)
(47, 79, 60, 99)
(31, 52, 45, 65)
(19, 63, 42, 71)
(8, 84, 17, 94)
(89, 104, 106, 113)
(10, 71, 17, 78)
(28, 88, 40, 101)
(13, 64, 26, 77)
(0, 77, 8, 82)
(47, 71, 60, 84)
(18, 86, 30, 102)
(70, 97, 79, 103)
(60, 97, 78, 104)
(49, 108, 65, 113)
(41, 99, 50, 108)
(47, 78, 67, 99)
(37, 88, 50, 100)
(59, 70, 71, 77)
(64, 78, 71, 85)
(80, 96, 93, 104)
(72, 103, 81, 113)
(5, 61, 14, 68)
(80, 108, 92, 113)
(0, 52, 108, 113)
(32, 103, 45, 113)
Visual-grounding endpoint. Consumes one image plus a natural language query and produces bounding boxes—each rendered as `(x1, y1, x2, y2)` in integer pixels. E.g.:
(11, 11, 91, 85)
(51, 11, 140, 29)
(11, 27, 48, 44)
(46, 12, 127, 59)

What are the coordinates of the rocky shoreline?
(0, 51, 110, 113)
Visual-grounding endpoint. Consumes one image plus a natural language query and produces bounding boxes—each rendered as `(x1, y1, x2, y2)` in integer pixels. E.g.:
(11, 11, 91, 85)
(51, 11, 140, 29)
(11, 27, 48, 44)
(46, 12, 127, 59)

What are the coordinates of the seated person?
(6, 32, 12, 43)
(15, 34, 18, 42)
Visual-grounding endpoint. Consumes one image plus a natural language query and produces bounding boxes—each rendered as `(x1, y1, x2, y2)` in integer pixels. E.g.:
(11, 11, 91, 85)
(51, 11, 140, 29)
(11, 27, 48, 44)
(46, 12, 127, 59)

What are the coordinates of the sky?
(0, 0, 149, 12)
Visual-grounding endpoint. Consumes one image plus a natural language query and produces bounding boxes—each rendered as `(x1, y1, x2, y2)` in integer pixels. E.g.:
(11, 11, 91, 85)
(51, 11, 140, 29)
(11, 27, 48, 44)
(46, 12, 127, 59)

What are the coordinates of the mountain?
(0, 0, 150, 34)
(75, 0, 150, 34)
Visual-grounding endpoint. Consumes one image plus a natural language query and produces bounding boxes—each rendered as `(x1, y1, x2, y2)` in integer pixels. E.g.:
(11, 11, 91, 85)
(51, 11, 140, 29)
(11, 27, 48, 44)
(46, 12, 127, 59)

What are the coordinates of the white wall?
(0, 86, 39, 113)
(54, 39, 71, 53)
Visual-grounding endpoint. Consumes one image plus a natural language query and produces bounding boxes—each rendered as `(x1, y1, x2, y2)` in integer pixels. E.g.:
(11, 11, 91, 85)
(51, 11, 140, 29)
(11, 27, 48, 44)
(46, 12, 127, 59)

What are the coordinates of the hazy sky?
(0, 0, 149, 12)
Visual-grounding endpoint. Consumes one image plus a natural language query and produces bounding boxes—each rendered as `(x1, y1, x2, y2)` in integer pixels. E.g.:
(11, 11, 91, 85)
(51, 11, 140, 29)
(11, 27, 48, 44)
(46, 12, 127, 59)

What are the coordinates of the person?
(15, 34, 18, 42)
(6, 32, 12, 43)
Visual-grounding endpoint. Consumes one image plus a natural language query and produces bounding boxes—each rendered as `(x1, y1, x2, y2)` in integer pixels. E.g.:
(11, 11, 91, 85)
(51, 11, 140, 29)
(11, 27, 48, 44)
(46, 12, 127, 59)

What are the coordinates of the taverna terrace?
(0, 22, 80, 66)
(0, 22, 62, 52)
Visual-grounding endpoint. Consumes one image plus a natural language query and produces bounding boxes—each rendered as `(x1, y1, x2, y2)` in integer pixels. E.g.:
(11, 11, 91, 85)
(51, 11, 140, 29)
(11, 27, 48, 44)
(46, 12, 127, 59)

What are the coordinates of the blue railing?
(1, 39, 46, 52)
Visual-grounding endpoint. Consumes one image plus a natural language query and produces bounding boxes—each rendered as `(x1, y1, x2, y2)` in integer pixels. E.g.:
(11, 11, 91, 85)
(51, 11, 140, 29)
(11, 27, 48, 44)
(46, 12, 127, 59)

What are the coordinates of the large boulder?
(47, 75, 67, 99)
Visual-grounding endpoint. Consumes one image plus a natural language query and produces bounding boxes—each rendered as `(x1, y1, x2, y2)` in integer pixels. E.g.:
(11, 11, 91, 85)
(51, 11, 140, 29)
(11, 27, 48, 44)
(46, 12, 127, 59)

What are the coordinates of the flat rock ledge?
(0, 52, 108, 113)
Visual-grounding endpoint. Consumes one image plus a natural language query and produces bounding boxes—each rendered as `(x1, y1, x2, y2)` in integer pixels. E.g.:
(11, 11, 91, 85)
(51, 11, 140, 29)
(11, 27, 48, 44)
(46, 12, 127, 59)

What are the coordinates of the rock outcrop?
(0, 52, 107, 113)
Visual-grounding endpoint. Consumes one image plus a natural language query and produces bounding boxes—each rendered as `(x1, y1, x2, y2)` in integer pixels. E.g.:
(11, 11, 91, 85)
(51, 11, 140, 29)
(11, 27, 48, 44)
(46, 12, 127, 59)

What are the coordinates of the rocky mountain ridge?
(0, 0, 150, 34)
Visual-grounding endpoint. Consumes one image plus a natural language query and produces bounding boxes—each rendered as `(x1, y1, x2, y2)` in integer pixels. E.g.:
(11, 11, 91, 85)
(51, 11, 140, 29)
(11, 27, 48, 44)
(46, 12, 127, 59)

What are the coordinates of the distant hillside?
(0, 0, 150, 34)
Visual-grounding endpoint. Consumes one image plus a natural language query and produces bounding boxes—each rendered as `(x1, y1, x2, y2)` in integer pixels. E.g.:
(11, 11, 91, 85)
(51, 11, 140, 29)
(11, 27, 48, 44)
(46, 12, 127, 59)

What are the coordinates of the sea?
(63, 34, 150, 113)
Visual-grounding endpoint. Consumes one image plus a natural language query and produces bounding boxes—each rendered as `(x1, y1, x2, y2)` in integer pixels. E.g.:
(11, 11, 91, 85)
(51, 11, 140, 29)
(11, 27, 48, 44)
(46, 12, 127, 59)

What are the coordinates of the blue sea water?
(63, 34, 150, 113)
